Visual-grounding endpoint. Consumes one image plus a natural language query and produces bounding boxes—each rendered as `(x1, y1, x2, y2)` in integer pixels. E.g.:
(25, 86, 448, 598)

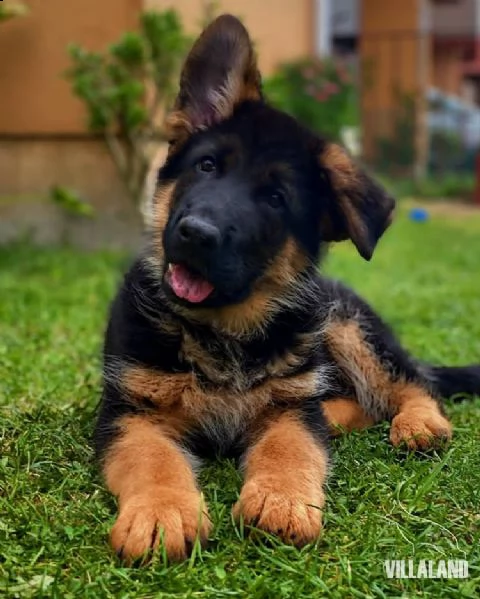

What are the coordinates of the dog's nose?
(178, 216, 221, 250)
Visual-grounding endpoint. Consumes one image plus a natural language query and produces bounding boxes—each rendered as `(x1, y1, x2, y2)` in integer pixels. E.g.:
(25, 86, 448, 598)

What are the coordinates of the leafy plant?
(50, 186, 94, 218)
(66, 10, 190, 205)
(428, 130, 464, 173)
(264, 57, 357, 140)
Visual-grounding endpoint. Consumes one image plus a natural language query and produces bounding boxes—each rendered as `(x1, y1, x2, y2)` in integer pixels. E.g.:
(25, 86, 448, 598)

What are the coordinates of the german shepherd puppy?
(95, 15, 480, 563)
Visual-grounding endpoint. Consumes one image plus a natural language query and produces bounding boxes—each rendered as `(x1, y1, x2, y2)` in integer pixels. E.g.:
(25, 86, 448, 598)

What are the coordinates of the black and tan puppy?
(95, 15, 480, 563)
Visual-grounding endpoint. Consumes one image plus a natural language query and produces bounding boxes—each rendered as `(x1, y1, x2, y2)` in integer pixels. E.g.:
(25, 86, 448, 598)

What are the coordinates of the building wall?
(0, 0, 141, 135)
(432, 0, 477, 37)
(0, 0, 143, 246)
(144, 0, 313, 74)
(0, 0, 312, 138)
(0, 139, 142, 248)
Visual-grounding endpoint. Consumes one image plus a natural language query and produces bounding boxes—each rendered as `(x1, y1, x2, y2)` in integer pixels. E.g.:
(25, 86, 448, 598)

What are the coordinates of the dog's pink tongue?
(170, 264, 214, 303)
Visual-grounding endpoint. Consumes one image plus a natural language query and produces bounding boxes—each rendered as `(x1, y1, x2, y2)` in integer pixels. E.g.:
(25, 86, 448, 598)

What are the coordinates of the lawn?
(1, 207, 480, 598)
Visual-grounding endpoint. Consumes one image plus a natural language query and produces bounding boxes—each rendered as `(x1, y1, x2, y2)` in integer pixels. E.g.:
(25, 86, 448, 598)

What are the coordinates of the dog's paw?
(110, 487, 211, 564)
(390, 408, 452, 450)
(232, 477, 324, 546)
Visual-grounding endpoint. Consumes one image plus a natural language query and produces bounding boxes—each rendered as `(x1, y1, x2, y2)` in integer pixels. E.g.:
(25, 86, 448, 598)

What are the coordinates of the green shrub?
(50, 186, 94, 218)
(429, 130, 464, 173)
(264, 57, 357, 140)
(379, 173, 475, 201)
(66, 10, 190, 205)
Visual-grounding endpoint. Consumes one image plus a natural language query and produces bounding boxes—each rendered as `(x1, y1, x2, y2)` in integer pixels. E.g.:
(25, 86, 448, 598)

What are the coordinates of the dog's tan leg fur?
(389, 387, 452, 450)
(321, 397, 375, 436)
(324, 321, 452, 450)
(233, 412, 328, 546)
(104, 416, 211, 563)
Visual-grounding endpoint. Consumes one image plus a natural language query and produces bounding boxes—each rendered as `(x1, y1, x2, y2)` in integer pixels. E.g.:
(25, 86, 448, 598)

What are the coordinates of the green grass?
(1, 209, 480, 598)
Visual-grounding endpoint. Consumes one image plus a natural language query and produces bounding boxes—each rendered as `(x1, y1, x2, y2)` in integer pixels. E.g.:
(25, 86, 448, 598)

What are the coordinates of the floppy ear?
(166, 14, 261, 144)
(319, 143, 395, 260)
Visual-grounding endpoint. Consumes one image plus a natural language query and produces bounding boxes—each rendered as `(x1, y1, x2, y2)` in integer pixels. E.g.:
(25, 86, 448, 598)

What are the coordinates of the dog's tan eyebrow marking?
(187, 135, 242, 168)
(254, 164, 297, 198)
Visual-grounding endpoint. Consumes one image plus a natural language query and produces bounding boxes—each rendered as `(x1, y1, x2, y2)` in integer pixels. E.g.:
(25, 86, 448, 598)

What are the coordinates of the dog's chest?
(178, 328, 305, 392)
(174, 333, 261, 454)
(171, 327, 324, 456)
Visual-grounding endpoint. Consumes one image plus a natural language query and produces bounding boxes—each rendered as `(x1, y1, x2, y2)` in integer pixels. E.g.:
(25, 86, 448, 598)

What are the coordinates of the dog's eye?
(197, 157, 216, 173)
(267, 189, 285, 208)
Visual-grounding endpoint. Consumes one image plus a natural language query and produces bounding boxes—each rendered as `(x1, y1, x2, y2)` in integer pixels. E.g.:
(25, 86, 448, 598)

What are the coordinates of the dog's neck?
(132, 256, 322, 390)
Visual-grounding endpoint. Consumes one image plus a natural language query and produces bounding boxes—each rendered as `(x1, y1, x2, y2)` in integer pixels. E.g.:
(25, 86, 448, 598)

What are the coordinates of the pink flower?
(324, 82, 339, 94)
(315, 91, 329, 102)
(336, 64, 351, 84)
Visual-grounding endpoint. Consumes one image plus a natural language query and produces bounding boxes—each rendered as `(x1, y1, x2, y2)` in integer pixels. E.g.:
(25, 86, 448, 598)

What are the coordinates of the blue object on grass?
(409, 207, 429, 222)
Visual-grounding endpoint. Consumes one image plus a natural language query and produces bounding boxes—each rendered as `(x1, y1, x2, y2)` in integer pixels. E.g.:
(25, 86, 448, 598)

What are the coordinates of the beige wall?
(145, 0, 313, 74)
(0, 139, 141, 248)
(0, 139, 123, 199)
(0, 0, 141, 135)
(0, 0, 313, 137)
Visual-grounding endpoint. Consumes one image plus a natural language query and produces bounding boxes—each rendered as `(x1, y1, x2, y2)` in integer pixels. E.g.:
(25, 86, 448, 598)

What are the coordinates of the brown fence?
(360, 30, 430, 175)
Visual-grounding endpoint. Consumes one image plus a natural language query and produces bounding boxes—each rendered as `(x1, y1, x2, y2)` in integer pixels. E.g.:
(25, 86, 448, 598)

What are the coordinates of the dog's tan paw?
(111, 487, 211, 564)
(233, 477, 324, 546)
(390, 409, 452, 450)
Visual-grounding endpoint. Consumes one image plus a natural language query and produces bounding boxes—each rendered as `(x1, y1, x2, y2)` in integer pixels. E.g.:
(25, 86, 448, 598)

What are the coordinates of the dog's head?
(152, 15, 394, 325)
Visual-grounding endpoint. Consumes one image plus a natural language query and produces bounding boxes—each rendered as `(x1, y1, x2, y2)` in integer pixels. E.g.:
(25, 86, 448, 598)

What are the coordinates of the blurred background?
(1, 0, 480, 249)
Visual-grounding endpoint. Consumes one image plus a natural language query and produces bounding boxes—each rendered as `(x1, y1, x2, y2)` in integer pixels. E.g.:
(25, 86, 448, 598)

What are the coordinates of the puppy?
(95, 15, 480, 563)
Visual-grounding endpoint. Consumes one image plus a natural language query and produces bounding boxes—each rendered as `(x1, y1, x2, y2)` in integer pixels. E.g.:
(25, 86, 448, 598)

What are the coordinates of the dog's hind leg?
(323, 319, 452, 450)
(321, 397, 375, 436)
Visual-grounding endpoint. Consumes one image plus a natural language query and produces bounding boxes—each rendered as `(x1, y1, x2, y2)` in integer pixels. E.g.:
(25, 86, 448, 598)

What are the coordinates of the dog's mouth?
(165, 263, 214, 303)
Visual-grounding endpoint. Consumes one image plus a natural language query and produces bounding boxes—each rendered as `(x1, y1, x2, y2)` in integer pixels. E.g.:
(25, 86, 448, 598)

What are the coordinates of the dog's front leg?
(100, 414, 210, 564)
(233, 408, 329, 546)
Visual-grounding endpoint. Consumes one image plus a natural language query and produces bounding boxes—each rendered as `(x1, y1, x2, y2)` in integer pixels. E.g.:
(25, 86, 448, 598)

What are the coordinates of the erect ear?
(166, 14, 261, 144)
(318, 143, 396, 260)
